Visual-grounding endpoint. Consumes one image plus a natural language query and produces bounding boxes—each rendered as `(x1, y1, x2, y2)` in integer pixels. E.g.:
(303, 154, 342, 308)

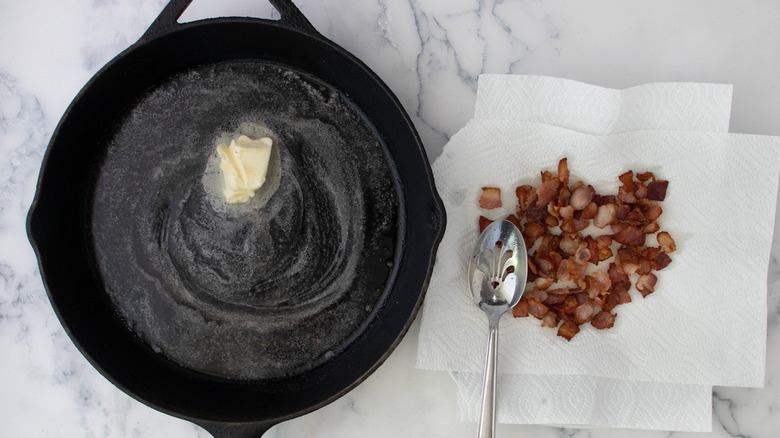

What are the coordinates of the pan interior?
(91, 61, 400, 380)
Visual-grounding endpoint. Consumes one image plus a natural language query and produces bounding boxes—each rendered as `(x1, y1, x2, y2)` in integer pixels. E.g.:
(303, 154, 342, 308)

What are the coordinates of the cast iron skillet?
(26, 0, 444, 436)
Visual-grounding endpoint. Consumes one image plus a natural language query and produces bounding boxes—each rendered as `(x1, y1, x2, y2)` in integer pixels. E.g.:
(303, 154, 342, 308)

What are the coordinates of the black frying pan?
(26, 1, 444, 436)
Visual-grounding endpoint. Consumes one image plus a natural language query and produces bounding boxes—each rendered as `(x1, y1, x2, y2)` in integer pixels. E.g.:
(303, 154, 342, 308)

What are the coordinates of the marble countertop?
(2, 0, 779, 437)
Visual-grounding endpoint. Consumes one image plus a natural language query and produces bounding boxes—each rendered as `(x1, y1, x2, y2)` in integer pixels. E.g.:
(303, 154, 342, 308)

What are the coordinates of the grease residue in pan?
(91, 62, 400, 380)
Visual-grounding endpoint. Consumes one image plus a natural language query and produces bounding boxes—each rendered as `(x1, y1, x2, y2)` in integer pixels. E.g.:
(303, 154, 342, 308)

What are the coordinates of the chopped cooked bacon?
(653, 251, 672, 270)
(512, 300, 529, 317)
(559, 234, 581, 255)
(640, 200, 663, 222)
(573, 302, 596, 324)
(635, 273, 657, 297)
(619, 170, 636, 193)
(516, 185, 535, 209)
(581, 201, 599, 219)
(657, 231, 676, 253)
(591, 311, 616, 329)
(636, 171, 655, 183)
(536, 179, 561, 207)
(483, 158, 673, 340)
(541, 311, 559, 327)
(646, 180, 669, 201)
(558, 158, 570, 185)
(557, 320, 580, 341)
(613, 226, 646, 246)
(535, 276, 554, 290)
(528, 301, 549, 319)
(523, 222, 546, 245)
(569, 186, 595, 210)
(594, 204, 618, 228)
(479, 187, 502, 209)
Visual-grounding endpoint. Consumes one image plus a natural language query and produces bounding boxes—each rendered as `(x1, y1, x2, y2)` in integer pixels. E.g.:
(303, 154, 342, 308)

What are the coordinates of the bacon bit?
(478, 216, 492, 233)
(640, 200, 663, 222)
(657, 231, 676, 253)
(532, 277, 552, 291)
(569, 186, 595, 210)
(653, 251, 672, 270)
(587, 270, 612, 296)
(617, 190, 637, 204)
(613, 226, 646, 246)
(636, 171, 655, 183)
(558, 158, 570, 185)
(644, 221, 660, 233)
(646, 180, 669, 201)
(619, 171, 636, 193)
(557, 320, 580, 341)
(541, 311, 559, 327)
(528, 301, 549, 319)
(636, 273, 657, 297)
(562, 295, 579, 314)
(634, 182, 648, 199)
(545, 216, 560, 229)
(573, 243, 591, 265)
(523, 222, 546, 244)
(526, 205, 548, 223)
(536, 179, 561, 207)
(559, 234, 581, 255)
(516, 185, 535, 208)
(581, 201, 599, 220)
(512, 300, 529, 317)
(558, 205, 574, 220)
(546, 287, 571, 295)
(573, 302, 596, 324)
(479, 187, 502, 209)
(591, 311, 616, 329)
(593, 194, 617, 206)
(604, 286, 632, 312)
(594, 204, 618, 229)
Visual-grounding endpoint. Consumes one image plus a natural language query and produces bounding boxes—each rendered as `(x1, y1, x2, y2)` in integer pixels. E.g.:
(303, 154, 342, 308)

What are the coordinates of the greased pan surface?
(26, 1, 444, 436)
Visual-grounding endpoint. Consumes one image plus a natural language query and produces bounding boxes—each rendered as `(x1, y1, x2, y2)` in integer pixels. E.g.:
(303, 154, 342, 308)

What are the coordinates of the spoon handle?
(477, 320, 499, 438)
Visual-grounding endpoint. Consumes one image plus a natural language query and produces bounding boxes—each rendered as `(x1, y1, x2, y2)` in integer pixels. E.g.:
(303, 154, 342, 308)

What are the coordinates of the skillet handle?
(141, 0, 320, 42)
(195, 419, 276, 438)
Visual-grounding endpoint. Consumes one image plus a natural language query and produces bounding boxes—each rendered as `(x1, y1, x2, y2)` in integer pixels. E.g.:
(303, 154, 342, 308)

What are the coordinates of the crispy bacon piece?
(479, 187, 502, 209)
(557, 320, 580, 341)
(636, 273, 658, 297)
(619, 170, 636, 193)
(636, 171, 655, 183)
(541, 311, 559, 327)
(594, 204, 618, 229)
(581, 201, 599, 219)
(512, 300, 529, 317)
(536, 179, 561, 207)
(523, 221, 546, 245)
(646, 180, 669, 201)
(528, 301, 549, 319)
(573, 302, 596, 324)
(653, 251, 672, 270)
(569, 186, 595, 210)
(613, 226, 646, 246)
(591, 311, 616, 329)
(657, 231, 676, 253)
(558, 158, 570, 185)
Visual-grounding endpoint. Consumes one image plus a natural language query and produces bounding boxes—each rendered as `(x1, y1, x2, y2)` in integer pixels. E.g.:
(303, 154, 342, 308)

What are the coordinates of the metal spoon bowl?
(468, 219, 528, 438)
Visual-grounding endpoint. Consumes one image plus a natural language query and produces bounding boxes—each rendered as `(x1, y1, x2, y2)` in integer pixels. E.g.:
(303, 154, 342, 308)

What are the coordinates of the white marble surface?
(1, 0, 779, 437)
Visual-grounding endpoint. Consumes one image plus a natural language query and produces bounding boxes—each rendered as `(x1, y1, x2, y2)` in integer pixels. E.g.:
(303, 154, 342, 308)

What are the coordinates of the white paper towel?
(416, 75, 779, 431)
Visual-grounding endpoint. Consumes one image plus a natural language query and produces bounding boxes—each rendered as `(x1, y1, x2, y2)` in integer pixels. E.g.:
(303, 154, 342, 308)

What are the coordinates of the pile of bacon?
(478, 158, 675, 341)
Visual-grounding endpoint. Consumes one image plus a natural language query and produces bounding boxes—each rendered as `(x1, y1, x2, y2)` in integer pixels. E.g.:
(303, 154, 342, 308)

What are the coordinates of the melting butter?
(216, 135, 273, 204)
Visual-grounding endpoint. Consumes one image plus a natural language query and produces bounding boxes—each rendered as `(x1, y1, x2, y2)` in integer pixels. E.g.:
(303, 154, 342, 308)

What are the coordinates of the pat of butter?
(216, 135, 273, 204)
